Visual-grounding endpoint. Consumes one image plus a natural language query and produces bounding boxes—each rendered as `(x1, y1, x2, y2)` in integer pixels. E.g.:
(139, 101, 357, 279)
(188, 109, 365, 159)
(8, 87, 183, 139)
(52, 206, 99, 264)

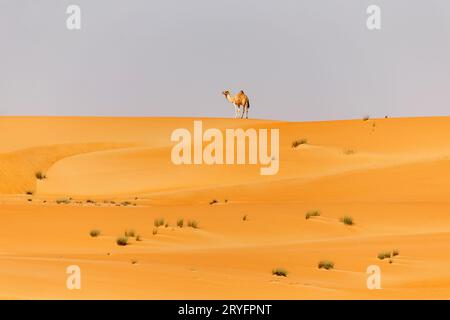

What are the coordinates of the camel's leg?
(240, 106, 247, 119)
(245, 106, 249, 119)
(234, 104, 239, 118)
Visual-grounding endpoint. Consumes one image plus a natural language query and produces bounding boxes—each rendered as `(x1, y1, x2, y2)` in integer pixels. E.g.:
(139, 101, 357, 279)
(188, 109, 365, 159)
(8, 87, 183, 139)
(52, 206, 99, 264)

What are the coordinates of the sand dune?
(1, 116, 450, 299)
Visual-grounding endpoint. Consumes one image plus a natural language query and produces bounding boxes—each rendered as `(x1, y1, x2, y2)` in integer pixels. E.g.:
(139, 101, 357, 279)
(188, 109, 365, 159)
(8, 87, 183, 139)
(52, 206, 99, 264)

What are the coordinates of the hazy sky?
(1, 0, 450, 120)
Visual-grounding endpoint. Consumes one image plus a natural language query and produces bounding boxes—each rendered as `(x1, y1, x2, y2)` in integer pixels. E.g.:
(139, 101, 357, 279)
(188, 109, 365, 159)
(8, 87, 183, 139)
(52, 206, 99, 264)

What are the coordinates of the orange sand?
(1, 116, 450, 299)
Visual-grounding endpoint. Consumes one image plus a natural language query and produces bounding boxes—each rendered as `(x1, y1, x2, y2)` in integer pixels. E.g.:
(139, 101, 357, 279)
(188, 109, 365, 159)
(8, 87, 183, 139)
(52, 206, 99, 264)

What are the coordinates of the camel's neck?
(225, 93, 234, 103)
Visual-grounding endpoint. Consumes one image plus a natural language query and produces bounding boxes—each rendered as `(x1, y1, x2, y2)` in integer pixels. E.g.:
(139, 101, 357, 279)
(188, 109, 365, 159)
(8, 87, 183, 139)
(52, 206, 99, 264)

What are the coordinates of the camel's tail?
(247, 100, 250, 109)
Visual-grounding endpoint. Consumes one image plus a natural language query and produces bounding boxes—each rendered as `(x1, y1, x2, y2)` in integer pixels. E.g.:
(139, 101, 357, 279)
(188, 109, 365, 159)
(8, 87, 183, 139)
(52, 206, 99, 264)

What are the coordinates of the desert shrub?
(209, 199, 218, 205)
(272, 268, 288, 277)
(124, 229, 136, 237)
(90, 229, 101, 237)
(392, 249, 400, 257)
(25, 190, 33, 195)
(242, 215, 248, 221)
(340, 216, 354, 225)
(116, 236, 128, 246)
(363, 115, 370, 121)
(136, 235, 143, 241)
(35, 171, 46, 180)
(152, 228, 158, 235)
(56, 198, 70, 204)
(292, 139, 308, 148)
(154, 218, 164, 228)
(377, 252, 392, 260)
(177, 219, 184, 228)
(188, 220, 199, 229)
(305, 210, 320, 220)
(343, 149, 355, 155)
(318, 260, 334, 270)
(121, 201, 131, 206)
(86, 199, 95, 204)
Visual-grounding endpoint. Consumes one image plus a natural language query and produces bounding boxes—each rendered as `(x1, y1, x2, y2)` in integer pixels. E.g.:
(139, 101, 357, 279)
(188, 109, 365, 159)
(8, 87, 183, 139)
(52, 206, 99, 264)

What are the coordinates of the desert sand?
(1, 116, 450, 299)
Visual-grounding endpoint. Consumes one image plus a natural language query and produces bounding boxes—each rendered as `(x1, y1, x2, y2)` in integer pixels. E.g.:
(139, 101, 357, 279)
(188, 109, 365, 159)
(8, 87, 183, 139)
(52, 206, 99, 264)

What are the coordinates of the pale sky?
(1, 0, 450, 120)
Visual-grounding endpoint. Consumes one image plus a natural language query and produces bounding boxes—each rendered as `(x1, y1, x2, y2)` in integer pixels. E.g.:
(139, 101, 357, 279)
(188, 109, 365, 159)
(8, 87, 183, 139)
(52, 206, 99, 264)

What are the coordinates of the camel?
(222, 90, 250, 119)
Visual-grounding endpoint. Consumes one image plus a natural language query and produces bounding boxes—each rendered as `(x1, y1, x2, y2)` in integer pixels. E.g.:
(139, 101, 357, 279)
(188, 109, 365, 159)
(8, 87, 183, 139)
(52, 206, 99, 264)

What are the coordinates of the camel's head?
(222, 90, 230, 97)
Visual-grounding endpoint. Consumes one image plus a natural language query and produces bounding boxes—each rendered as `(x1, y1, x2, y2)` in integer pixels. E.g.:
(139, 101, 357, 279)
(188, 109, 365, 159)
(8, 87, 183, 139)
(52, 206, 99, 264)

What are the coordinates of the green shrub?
(35, 171, 46, 180)
(116, 236, 128, 246)
(343, 149, 355, 155)
(124, 229, 136, 237)
(188, 220, 199, 229)
(340, 216, 354, 225)
(89, 229, 101, 237)
(377, 252, 392, 260)
(56, 198, 70, 204)
(272, 268, 288, 277)
(305, 210, 320, 220)
(154, 218, 164, 228)
(318, 260, 334, 270)
(292, 139, 308, 148)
